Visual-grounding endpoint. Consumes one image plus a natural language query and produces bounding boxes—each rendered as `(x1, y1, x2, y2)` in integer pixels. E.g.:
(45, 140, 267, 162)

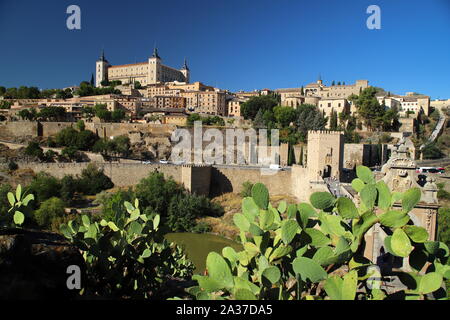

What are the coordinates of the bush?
(379, 133, 393, 143)
(34, 197, 66, 229)
(28, 172, 62, 204)
(60, 200, 194, 298)
(167, 194, 223, 232)
(438, 207, 450, 248)
(60, 175, 79, 204)
(78, 163, 114, 195)
(135, 172, 223, 232)
(24, 141, 44, 160)
(422, 142, 444, 159)
(61, 146, 81, 161)
(240, 181, 254, 198)
(95, 188, 135, 222)
(7, 160, 18, 171)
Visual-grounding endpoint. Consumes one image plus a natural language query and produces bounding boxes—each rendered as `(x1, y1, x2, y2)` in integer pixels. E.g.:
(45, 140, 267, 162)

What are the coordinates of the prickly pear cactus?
(4, 184, 34, 227)
(60, 199, 194, 298)
(188, 166, 448, 300)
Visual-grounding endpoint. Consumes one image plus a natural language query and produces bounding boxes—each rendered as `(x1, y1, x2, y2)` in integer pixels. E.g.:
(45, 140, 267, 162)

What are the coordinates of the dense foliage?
(1, 187, 194, 299)
(350, 87, 399, 131)
(135, 172, 223, 232)
(183, 166, 448, 300)
(187, 114, 225, 126)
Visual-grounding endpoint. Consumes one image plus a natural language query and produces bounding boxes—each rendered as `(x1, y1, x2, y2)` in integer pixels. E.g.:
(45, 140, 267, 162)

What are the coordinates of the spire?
(98, 48, 107, 62)
(181, 58, 189, 70)
(152, 47, 161, 59)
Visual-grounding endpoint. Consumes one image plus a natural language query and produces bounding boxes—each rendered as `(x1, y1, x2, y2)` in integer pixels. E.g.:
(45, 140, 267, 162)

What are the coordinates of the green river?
(165, 233, 242, 274)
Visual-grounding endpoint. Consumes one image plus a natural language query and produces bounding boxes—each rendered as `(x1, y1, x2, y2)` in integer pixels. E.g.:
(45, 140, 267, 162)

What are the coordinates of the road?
(420, 109, 446, 150)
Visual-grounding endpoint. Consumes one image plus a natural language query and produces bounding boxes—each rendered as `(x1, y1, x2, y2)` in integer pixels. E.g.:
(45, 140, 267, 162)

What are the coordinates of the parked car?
(142, 161, 152, 164)
(269, 164, 282, 171)
(159, 159, 169, 164)
(416, 167, 444, 174)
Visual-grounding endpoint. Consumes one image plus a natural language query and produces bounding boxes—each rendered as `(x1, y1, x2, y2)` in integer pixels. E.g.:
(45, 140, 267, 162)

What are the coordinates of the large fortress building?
(95, 48, 190, 87)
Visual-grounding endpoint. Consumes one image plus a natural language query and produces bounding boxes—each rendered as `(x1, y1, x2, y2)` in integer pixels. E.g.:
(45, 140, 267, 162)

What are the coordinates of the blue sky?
(0, 0, 449, 98)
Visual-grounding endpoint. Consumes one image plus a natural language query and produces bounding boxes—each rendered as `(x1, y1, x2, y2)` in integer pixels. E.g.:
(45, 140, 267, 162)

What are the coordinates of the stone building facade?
(306, 130, 345, 181)
(95, 48, 189, 87)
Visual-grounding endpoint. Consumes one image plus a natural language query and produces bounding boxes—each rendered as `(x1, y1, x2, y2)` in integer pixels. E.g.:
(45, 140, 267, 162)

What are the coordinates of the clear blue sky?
(0, 0, 449, 98)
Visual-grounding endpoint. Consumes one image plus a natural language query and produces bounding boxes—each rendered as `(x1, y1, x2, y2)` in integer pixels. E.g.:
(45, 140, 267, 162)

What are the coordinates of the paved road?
(420, 109, 446, 150)
(325, 177, 343, 198)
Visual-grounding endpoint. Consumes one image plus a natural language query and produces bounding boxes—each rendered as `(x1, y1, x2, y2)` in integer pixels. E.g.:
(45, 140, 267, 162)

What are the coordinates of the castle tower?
(317, 74, 323, 86)
(180, 58, 190, 83)
(95, 49, 109, 87)
(148, 47, 161, 84)
(307, 130, 344, 181)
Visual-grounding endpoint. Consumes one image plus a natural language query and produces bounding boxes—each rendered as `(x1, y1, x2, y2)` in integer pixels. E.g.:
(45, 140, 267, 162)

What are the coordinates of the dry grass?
(200, 192, 299, 240)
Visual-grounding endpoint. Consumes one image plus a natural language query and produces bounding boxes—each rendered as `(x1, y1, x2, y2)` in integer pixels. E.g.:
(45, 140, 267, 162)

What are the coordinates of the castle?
(95, 48, 190, 87)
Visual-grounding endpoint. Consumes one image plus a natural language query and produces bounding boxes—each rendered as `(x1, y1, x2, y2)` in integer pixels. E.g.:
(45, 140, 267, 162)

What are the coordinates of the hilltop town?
(0, 48, 449, 300)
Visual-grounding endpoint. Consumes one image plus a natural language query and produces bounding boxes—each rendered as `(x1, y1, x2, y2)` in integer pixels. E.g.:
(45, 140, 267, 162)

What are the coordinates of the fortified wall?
(17, 162, 294, 198)
(0, 121, 176, 140)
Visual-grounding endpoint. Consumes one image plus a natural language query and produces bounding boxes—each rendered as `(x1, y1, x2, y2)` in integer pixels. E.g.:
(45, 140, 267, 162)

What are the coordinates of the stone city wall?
(17, 161, 298, 198)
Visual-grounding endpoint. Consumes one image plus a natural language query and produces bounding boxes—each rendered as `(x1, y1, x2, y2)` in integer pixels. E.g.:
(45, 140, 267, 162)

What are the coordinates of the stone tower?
(307, 130, 344, 181)
(95, 50, 109, 87)
(180, 58, 190, 83)
(148, 47, 161, 84)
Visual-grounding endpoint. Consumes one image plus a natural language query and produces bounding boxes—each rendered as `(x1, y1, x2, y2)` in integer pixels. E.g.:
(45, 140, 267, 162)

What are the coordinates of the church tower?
(95, 50, 109, 87)
(180, 58, 190, 83)
(148, 47, 161, 84)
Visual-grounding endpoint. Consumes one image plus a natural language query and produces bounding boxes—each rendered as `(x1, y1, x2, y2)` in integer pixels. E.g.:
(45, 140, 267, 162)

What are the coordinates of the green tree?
(76, 120, 85, 131)
(187, 113, 202, 126)
(60, 175, 79, 204)
(253, 109, 265, 128)
(34, 197, 66, 229)
(274, 106, 297, 127)
(37, 106, 67, 121)
(422, 142, 444, 159)
(78, 163, 114, 195)
(62, 146, 81, 161)
(18, 108, 37, 121)
(24, 141, 44, 160)
(329, 110, 338, 130)
(167, 194, 222, 232)
(287, 144, 296, 166)
(82, 106, 96, 120)
(241, 95, 278, 120)
(55, 127, 79, 147)
(28, 172, 62, 204)
(0, 100, 12, 109)
(110, 135, 130, 157)
(111, 109, 126, 122)
(295, 104, 327, 142)
(75, 129, 99, 150)
(135, 172, 183, 218)
(353, 87, 386, 131)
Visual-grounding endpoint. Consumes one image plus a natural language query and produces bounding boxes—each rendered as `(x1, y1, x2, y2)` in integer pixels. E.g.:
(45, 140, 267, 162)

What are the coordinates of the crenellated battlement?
(308, 130, 344, 136)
